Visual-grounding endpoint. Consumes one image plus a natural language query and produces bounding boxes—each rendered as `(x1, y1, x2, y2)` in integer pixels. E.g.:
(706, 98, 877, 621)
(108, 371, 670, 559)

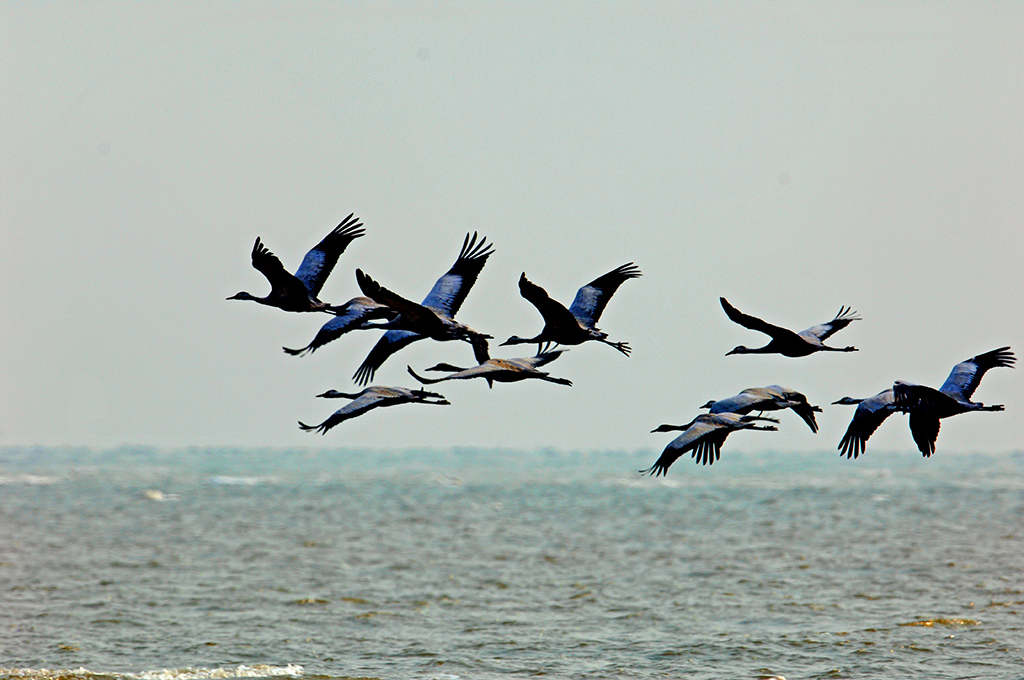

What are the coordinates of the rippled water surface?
(2, 447, 1022, 680)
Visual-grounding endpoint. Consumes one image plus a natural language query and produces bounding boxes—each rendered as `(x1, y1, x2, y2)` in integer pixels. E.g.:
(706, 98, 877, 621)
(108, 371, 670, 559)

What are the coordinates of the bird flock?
(228, 215, 1014, 473)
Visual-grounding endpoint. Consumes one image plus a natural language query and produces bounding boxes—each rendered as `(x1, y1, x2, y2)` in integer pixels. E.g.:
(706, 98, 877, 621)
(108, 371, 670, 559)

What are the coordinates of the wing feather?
(294, 213, 365, 297)
(938, 346, 1015, 402)
(353, 330, 423, 385)
(251, 238, 308, 298)
(799, 306, 860, 342)
(720, 297, 795, 340)
(567, 263, 641, 328)
(421, 232, 494, 316)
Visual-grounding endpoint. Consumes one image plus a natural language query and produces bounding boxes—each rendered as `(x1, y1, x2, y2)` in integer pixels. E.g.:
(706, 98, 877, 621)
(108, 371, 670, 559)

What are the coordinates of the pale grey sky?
(2, 2, 1021, 456)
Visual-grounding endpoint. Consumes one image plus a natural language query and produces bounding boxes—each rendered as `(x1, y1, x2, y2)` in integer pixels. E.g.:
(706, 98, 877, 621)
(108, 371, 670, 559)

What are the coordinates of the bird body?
(298, 386, 450, 435)
(833, 389, 899, 459)
(702, 385, 821, 433)
(353, 233, 494, 385)
(643, 413, 778, 474)
(892, 347, 1014, 457)
(502, 263, 641, 356)
(228, 213, 365, 313)
(407, 345, 572, 388)
(720, 298, 860, 357)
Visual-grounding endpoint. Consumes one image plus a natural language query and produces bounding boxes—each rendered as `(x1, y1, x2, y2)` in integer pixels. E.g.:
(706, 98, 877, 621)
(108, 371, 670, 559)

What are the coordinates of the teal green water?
(1, 447, 1022, 680)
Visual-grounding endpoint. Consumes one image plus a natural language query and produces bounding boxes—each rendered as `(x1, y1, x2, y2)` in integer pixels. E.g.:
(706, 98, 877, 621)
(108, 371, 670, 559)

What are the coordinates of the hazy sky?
(3, 2, 1022, 457)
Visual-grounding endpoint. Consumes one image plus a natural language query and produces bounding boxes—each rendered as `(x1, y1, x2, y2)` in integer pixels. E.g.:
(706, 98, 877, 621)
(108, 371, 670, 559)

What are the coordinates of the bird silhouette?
(892, 346, 1014, 457)
(501, 263, 641, 356)
(298, 386, 450, 435)
(282, 296, 398, 356)
(352, 233, 495, 385)
(406, 343, 572, 389)
(643, 413, 779, 474)
(720, 297, 860, 357)
(228, 213, 365, 313)
(702, 385, 821, 433)
(832, 390, 899, 459)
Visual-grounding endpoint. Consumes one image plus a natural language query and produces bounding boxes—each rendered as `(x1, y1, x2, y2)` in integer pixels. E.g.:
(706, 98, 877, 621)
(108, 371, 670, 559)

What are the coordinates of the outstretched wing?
(692, 429, 728, 466)
(837, 390, 895, 459)
(421, 232, 494, 317)
(907, 410, 940, 458)
(353, 330, 423, 385)
(524, 345, 566, 369)
(799, 306, 860, 342)
(938, 346, 1015, 402)
(643, 419, 718, 476)
(283, 297, 394, 356)
(251, 237, 307, 297)
(720, 297, 795, 340)
(519, 274, 580, 330)
(298, 390, 387, 435)
(356, 269, 440, 330)
(294, 213, 365, 297)
(787, 401, 820, 434)
(567, 263, 641, 328)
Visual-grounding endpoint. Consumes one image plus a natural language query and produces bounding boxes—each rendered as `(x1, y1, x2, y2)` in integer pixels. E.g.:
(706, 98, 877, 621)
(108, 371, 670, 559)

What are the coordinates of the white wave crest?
(0, 665, 303, 680)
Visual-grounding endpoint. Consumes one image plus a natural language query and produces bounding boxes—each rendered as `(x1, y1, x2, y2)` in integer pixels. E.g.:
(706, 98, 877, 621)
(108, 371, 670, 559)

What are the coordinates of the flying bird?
(701, 385, 822, 433)
(892, 346, 1014, 457)
(298, 386, 450, 435)
(720, 297, 860, 357)
(353, 233, 494, 385)
(228, 213, 365, 313)
(282, 296, 397, 356)
(501, 263, 641, 356)
(406, 344, 572, 389)
(832, 389, 899, 459)
(642, 413, 779, 474)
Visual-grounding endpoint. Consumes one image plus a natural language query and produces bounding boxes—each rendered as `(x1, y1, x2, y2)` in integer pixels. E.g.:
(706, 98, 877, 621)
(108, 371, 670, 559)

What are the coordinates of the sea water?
(1, 446, 1022, 680)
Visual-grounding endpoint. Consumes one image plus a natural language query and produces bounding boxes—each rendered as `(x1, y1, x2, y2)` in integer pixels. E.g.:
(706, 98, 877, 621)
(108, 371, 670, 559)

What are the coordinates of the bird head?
(500, 336, 529, 347)
(650, 424, 678, 433)
(832, 396, 862, 405)
(316, 389, 359, 399)
(227, 291, 256, 301)
(699, 400, 716, 409)
(725, 345, 748, 356)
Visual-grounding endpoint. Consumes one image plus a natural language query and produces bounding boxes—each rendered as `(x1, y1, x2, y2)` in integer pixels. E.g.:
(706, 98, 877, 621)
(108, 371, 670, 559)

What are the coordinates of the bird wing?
(353, 330, 424, 385)
(298, 389, 388, 434)
(693, 430, 728, 466)
(293, 213, 365, 297)
(413, 362, 501, 384)
(522, 347, 566, 369)
(643, 419, 720, 476)
(798, 306, 860, 342)
(892, 381, 956, 413)
(518, 274, 581, 330)
(708, 391, 768, 415)
(837, 390, 895, 459)
(251, 238, 309, 298)
(355, 269, 440, 330)
(719, 298, 798, 341)
(567, 263, 641, 328)
(420, 232, 494, 317)
(907, 410, 940, 458)
(787, 401, 820, 433)
(938, 346, 1015, 402)
(283, 297, 394, 356)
